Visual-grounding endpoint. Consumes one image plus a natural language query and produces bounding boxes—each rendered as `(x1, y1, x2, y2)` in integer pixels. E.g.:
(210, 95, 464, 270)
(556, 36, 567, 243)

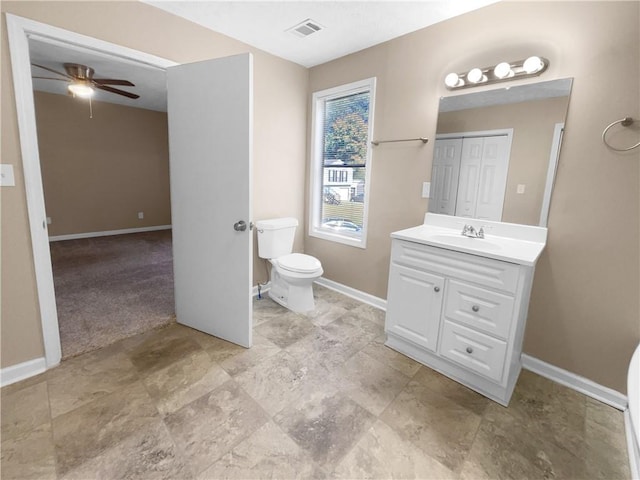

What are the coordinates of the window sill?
(309, 228, 367, 249)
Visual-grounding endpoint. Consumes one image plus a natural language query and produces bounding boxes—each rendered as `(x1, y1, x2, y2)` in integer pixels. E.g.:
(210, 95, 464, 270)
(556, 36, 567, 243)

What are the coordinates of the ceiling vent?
(287, 19, 323, 38)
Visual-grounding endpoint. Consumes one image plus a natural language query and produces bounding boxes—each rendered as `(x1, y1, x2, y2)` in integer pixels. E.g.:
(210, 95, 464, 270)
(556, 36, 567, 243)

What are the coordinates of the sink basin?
(425, 234, 502, 251)
(390, 213, 548, 266)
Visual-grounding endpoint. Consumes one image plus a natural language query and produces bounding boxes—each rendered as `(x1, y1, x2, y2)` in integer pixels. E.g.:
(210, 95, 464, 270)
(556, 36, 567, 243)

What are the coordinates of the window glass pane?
(322, 92, 370, 167)
(321, 166, 366, 235)
(320, 91, 370, 235)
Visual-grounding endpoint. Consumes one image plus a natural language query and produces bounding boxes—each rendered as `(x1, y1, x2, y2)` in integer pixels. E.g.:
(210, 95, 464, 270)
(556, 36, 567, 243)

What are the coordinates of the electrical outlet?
(517, 184, 526, 194)
(137, 211, 144, 220)
(0, 164, 15, 187)
(422, 182, 431, 198)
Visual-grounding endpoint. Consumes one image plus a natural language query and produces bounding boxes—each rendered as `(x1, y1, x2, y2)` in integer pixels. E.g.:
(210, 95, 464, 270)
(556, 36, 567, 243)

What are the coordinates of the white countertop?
(391, 213, 548, 266)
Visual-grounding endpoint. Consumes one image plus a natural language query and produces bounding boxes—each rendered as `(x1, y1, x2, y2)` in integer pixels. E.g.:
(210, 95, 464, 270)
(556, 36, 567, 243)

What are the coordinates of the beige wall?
(437, 96, 570, 225)
(306, 1, 639, 393)
(2, 1, 638, 395)
(1, 1, 308, 368)
(34, 91, 171, 236)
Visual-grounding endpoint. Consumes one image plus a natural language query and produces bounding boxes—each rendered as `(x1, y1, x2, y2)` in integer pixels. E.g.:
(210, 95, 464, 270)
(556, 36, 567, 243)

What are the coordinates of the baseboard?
(314, 276, 387, 311)
(521, 353, 627, 410)
(625, 409, 640, 480)
(49, 225, 172, 242)
(0, 357, 46, 388)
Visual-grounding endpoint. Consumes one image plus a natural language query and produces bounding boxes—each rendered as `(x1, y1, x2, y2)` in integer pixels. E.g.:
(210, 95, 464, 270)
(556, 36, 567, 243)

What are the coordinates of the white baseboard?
(625, 409, 640, 480)
(315, 276, 387, 311)
(0, 357, 46, 388)
(49, 225, 172, 242)
(521, 353, 627, 410)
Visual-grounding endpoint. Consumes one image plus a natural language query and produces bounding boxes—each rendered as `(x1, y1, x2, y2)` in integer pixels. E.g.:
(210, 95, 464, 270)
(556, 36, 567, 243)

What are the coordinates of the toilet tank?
(255, 217, 298, 259)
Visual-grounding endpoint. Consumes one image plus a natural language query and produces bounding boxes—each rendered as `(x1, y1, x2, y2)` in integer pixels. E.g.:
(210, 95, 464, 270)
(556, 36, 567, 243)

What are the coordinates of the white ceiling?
(29, 37, 168, 112)
(29, 1, 498, 112)
(144, 1, 498, 68)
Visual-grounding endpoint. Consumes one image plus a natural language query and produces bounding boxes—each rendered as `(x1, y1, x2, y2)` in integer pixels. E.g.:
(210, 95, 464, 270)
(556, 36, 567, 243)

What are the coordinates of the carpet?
(50, 230, 175, 359)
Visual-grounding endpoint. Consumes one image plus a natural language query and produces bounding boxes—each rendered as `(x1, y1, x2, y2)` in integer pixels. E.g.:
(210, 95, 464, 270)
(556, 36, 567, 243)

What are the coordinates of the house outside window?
(309, 78, 376, 248)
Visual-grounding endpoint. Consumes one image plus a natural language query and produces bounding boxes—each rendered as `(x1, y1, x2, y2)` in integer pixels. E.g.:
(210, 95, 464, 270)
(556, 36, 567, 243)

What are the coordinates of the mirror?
(430, 78, 572, 226)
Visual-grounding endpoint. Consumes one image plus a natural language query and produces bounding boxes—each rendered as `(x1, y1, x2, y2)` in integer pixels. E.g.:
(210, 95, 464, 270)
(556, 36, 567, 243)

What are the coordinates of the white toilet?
(255, 217, 323, 313)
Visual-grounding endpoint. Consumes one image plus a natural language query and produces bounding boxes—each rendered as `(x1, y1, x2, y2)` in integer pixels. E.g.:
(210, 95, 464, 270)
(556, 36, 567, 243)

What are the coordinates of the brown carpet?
(50, 230, 175, 359)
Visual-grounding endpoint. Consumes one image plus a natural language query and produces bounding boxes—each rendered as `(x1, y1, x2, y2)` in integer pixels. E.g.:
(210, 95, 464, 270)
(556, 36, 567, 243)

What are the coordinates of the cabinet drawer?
(391, 240, 520, 294)
(440, 320, 507, 383)
(444, 280, 515, 340)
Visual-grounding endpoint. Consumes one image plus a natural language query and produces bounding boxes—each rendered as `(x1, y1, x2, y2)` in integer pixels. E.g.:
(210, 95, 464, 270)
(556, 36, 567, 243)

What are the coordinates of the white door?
(475, 135, 510, 221)
(167, 53, 253, 348)
(430, 138, 462, 215)
(455, 137, 483, 218)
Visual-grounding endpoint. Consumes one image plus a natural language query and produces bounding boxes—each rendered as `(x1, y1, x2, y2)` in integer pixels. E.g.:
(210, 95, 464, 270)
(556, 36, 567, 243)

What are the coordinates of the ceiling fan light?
(68, 83, 94, 98)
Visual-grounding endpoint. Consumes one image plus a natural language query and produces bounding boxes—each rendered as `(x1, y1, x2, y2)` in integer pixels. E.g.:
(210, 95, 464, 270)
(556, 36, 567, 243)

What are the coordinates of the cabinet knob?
(434, 286, 440, 292)
(466, 347, 473, 354)
(472, 305, 480, 312)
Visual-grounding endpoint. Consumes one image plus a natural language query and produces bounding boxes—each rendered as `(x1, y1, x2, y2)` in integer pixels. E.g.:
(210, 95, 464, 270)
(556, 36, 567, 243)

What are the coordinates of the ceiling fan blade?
(32, 76, 69, 82)
(95, 84, 140, 99)
(93, 78, 135, 86)
(31, 63, 72, 79)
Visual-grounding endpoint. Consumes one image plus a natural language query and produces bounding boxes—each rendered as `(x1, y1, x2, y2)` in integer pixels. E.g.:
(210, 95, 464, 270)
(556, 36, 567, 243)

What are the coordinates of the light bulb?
(467, 68, 486, 84)
(493, 62, 513, 79)
(68, 83, 94, 98)
(444, 72, 462, 88)
(523, 56, 544, 74)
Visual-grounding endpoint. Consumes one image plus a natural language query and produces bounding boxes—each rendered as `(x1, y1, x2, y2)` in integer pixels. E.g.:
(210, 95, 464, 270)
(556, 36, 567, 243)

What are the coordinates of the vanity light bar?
(444, 56, 549, 90)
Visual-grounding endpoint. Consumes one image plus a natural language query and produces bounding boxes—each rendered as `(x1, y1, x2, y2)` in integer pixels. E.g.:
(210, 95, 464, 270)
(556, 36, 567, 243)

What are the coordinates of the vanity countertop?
(391, 213, 548, 266)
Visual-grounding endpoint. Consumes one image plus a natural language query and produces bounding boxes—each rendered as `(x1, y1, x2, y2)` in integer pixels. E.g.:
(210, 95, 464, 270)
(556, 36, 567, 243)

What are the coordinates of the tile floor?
(1, 285, 630, 479)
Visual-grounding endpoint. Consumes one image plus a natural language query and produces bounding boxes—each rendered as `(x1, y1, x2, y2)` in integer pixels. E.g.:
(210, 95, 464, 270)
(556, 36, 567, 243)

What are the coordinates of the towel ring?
(602, 117, 640, 151)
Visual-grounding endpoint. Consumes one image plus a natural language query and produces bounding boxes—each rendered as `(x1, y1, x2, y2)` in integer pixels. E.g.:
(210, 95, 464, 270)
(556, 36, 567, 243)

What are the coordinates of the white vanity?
(384, 213, 547, 405)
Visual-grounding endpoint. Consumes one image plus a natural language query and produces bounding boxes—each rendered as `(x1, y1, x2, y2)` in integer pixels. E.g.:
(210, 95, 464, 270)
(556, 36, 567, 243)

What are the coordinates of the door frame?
(6, 14, 177, 368)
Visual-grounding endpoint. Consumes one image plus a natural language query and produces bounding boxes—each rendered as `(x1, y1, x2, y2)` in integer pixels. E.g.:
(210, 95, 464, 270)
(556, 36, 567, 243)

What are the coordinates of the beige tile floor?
(1, 285, 630, 479)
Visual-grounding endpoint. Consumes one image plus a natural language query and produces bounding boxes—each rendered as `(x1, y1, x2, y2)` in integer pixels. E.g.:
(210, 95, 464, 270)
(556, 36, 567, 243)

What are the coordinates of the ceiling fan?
(32, 63, 140, 99)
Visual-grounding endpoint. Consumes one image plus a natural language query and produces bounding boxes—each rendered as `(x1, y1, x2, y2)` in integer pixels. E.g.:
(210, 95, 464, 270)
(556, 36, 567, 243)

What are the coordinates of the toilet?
(255, 217, 323, 313)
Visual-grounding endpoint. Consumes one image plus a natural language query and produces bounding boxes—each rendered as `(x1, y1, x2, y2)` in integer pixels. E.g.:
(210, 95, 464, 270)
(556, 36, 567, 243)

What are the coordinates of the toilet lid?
(277, 253, 321, 273)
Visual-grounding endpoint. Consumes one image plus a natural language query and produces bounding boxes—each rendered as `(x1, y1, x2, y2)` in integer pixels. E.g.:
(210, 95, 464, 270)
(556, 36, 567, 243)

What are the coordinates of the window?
(309, 78, 376, 248)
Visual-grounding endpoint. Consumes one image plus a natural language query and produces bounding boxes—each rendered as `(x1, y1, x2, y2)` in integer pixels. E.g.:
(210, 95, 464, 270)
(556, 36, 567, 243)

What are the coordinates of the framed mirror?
(430, 78, 573, 226)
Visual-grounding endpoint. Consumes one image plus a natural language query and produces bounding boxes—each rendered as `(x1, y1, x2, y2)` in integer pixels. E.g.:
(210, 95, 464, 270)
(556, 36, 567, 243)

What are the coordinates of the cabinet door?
(385, 264, 444, 352)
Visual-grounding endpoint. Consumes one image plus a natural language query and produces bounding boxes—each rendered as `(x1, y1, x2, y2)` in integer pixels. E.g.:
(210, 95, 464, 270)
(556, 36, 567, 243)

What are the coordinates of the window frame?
(308, 77, 376, 249)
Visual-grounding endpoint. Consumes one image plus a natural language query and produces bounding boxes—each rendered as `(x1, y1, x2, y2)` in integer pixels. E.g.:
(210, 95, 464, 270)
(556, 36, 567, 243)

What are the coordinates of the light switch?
(0, 164, 16, 187)
(47, 217, 52, 225)
(422, 182, 431, 198)
(138, 211, 144, 219)
(516, 184, 526, 194)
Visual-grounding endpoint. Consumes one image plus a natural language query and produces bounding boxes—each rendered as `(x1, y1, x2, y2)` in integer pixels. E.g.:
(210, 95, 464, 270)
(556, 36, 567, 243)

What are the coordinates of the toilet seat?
(277, 253, 322, 274)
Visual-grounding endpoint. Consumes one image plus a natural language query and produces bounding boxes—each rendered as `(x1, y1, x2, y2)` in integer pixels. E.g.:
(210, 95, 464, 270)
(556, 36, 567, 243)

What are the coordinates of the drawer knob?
(466, 347, 473, 354)
(472, 305, 480, 312)
(434, 286, 440, 292)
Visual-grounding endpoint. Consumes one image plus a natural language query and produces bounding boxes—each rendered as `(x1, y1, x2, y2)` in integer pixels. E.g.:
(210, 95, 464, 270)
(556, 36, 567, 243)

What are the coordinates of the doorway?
(7, 14, 254, 369)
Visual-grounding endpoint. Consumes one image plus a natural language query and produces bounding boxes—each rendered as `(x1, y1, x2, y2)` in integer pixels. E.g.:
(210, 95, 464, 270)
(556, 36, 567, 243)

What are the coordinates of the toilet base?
(268, 269, 317, 313)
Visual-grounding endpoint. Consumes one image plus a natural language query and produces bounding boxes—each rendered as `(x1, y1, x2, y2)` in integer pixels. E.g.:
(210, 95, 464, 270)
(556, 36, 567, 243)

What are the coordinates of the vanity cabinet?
(385, 238, 536, 406)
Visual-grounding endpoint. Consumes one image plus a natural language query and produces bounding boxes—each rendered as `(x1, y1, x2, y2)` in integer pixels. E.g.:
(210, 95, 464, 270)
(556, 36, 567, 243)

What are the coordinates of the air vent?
(287, 19, 323, 38)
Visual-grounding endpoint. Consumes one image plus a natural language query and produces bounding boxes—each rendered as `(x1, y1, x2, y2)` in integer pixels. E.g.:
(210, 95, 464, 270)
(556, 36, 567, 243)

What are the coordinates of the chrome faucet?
(461, 224, 485, 239)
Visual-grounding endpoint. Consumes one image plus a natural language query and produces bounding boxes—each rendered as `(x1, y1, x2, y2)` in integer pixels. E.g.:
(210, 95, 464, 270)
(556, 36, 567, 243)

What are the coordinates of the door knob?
(233, 220, 247, 232)
(472, 305, 480, 312)
(434, 286, 440, 292)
